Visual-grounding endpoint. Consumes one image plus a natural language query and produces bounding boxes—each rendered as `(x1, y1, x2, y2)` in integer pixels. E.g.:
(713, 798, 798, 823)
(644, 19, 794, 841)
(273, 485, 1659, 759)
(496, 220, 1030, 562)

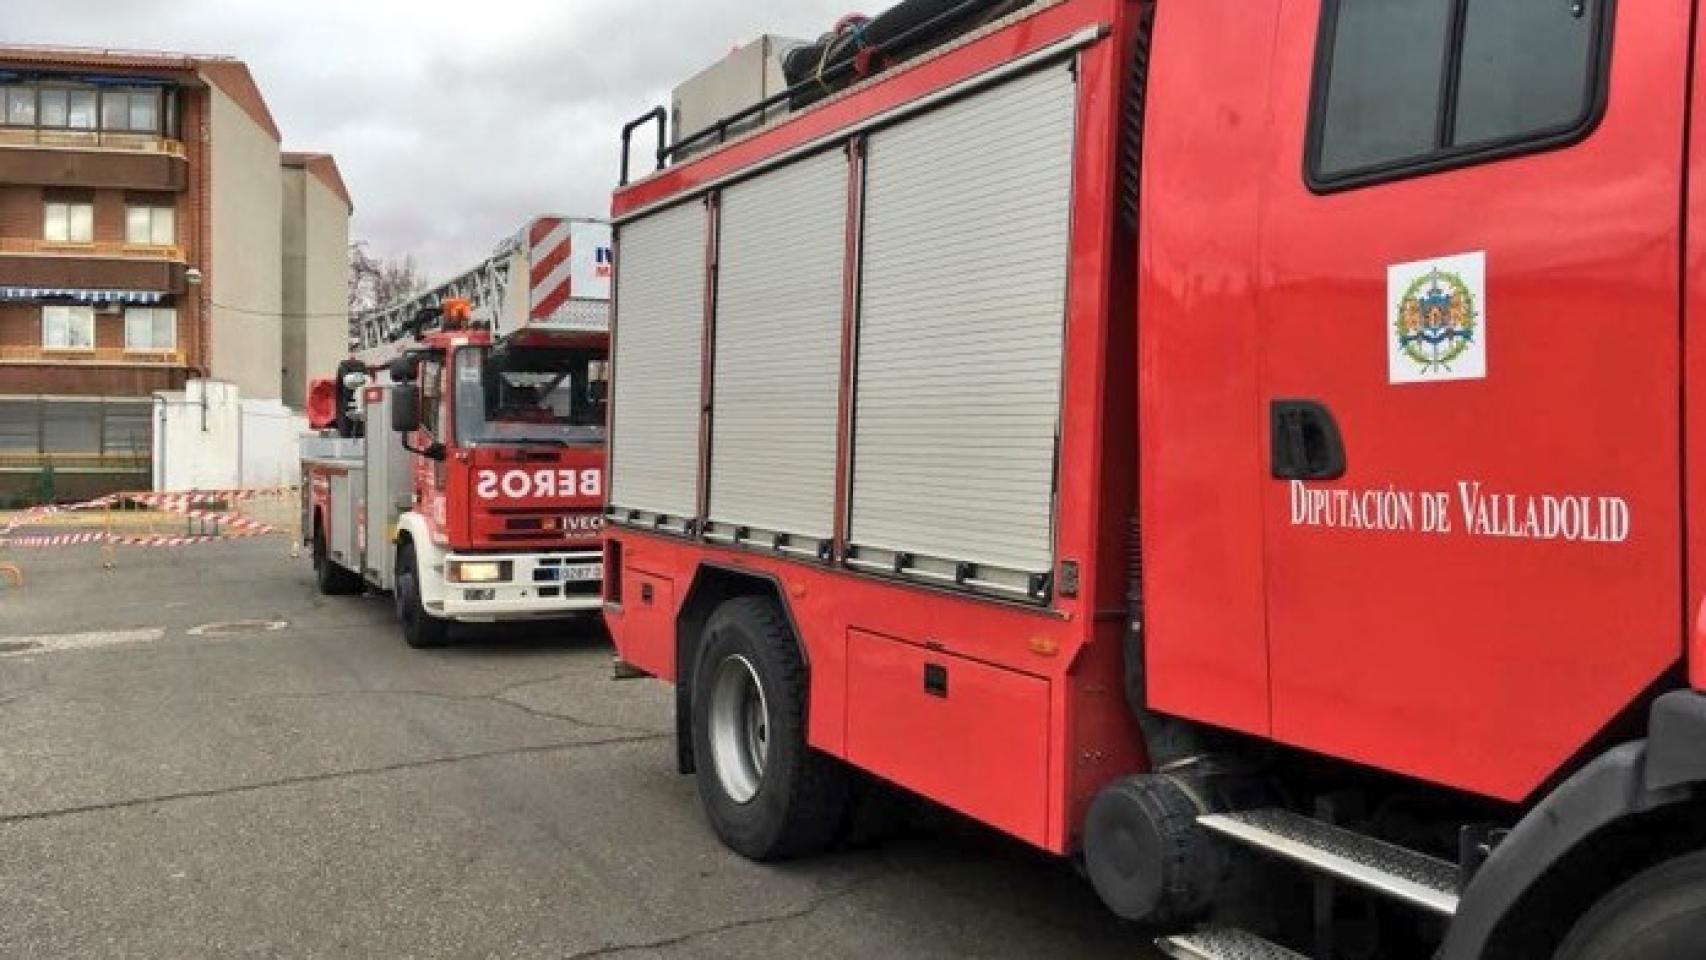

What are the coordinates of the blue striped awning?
(0, 287, 165, 304)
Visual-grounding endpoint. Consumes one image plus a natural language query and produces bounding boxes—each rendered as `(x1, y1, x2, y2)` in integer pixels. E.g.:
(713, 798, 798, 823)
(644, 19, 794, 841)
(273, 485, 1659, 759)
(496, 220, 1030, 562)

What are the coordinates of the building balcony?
(0, 131, 187, 191)
(0, 238, 184, 261)
(0, 344, 183, 366)
(0, 126, 185, 156)
(0, 252, 187, 295)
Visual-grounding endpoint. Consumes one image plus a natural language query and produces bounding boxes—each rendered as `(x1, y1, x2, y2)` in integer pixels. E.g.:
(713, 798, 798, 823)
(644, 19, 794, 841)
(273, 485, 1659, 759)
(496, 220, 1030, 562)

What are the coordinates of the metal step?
(1198, 808, 1460, 916)
(1158, 928, 1309, 960)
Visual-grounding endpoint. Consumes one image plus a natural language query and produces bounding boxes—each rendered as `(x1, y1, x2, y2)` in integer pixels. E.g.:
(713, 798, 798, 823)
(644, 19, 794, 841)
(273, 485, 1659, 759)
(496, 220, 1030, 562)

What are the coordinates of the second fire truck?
(302, 217, 612, 647)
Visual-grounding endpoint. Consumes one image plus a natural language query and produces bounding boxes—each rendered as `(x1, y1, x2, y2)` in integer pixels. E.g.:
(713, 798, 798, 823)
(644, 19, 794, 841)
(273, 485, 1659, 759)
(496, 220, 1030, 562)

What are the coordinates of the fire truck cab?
(603, 1, 1706, 957)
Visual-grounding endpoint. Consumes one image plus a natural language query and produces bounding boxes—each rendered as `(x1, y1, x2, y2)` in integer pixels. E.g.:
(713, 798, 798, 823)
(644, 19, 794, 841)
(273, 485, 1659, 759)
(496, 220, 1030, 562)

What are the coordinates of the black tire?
(690, 595, 849, 861)
(312, 518, 361, 596)
(394, 540, 450, 649)
(1554, 851, 1706, 960)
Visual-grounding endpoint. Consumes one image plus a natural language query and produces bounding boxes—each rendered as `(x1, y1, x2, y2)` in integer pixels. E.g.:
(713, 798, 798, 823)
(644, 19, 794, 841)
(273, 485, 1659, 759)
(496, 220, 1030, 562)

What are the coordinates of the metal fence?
(0, 396, 153, 494)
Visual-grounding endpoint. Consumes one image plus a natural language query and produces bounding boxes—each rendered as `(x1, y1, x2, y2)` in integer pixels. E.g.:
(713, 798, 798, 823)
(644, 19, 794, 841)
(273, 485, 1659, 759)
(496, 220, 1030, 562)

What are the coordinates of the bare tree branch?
(348, 242, 428, 313)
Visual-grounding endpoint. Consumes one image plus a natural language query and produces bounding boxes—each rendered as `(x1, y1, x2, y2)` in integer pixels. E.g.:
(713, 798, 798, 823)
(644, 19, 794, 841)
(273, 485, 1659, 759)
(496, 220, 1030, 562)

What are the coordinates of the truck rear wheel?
(690, 595, 849, 861)
(395, 540, 450, 649)
(312, 518, 361, 596)
(1554, 850, 1706, 960)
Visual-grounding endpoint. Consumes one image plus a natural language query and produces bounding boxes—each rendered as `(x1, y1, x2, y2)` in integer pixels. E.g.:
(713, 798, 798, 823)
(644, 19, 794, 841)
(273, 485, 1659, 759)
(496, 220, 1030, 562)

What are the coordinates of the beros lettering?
(475, 469, 603, 500)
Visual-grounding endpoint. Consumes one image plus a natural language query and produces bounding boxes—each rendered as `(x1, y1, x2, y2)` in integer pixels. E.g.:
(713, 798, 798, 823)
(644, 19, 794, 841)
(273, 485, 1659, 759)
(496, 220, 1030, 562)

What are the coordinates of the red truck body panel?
(1143, 0, 1691, 802)
(608, 0, 1143, 853)
(460, 445, 604, 547)
(1687, 1, 1706, 694)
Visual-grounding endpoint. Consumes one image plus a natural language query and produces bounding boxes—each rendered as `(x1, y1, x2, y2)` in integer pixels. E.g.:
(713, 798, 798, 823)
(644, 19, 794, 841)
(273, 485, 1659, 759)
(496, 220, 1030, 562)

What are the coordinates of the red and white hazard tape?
(0, 532, 108, 548)
(0, 486, 293, 546)
(0, 495, 118, 536)
(0, 528, 277, 549)
(122, 488, 291, 512)
(164, 507, 277, 535)
(107, 529, 275, 547)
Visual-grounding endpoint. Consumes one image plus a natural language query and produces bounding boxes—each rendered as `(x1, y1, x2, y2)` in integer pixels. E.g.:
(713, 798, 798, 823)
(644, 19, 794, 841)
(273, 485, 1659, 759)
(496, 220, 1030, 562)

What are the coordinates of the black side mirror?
(389, 354, 418, 384)
(392, 384, 421, 433)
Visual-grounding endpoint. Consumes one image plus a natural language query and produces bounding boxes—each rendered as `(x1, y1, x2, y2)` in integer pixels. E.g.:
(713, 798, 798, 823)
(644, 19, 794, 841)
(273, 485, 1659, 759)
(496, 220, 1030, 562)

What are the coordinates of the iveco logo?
(475, 469, 602, 500)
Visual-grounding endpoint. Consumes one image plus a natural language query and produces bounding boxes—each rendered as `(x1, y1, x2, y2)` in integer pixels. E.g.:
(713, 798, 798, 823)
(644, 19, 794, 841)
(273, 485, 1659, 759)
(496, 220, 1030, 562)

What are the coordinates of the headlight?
(447, 560, 512, 583)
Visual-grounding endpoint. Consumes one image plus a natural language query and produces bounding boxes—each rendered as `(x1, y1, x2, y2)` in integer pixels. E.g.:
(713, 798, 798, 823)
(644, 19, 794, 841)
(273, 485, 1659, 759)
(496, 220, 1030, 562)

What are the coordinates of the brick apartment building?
(0, 46, 351, 499)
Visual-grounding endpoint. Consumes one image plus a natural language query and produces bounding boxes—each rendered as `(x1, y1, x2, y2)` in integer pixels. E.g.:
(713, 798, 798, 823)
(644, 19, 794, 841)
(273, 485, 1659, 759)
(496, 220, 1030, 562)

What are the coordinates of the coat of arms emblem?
(1387, 252, 1487, 384)
(1396, 269, 1478, 373)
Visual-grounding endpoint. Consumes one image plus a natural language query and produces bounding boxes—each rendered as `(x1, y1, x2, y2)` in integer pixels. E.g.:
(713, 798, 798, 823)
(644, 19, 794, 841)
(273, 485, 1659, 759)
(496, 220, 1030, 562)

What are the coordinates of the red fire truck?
(603, 1, 1706, 957)
(303, 217, 612, 647)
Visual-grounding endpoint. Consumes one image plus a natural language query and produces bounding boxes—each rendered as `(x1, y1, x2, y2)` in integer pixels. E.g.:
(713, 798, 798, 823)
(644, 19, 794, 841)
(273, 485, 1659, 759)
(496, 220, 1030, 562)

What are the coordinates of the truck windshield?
(453, 345, 607, 446)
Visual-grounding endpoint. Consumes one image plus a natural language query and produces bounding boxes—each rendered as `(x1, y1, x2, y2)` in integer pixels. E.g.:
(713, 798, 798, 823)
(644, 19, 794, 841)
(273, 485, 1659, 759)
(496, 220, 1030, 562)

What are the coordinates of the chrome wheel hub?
(708, 654, 770, 804)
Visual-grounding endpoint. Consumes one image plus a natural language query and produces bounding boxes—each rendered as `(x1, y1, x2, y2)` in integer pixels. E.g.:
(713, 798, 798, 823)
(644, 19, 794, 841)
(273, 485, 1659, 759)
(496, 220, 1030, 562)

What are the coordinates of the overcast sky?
(9, 0, 856, 279)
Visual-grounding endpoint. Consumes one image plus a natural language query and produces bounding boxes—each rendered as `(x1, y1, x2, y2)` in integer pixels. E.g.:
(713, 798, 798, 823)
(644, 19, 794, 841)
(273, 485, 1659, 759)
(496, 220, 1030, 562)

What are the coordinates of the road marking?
(0, 628, 165, 657)
(186, 619, 289, 637)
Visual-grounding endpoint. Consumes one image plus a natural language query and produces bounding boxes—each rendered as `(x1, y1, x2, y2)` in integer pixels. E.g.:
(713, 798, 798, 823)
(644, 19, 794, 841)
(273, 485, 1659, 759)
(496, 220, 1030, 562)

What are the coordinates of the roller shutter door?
(709, 150, 849, 545)
(850, 64, 1076, 582)
(609, 200, 708, 524)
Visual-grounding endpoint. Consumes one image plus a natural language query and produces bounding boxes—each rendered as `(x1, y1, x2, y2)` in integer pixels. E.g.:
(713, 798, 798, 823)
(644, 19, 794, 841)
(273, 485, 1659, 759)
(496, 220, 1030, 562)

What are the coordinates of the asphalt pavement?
(0, 538, 1156, 958)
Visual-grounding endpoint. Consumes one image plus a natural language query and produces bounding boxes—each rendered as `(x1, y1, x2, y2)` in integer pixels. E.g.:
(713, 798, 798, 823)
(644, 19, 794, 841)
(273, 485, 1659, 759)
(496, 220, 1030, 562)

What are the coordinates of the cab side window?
(419, 358, 443, 438)
(1309, 0, 1610, 189)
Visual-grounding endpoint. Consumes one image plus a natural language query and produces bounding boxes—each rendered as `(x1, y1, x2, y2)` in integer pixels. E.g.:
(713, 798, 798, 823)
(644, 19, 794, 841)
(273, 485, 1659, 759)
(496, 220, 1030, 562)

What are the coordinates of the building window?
(126, 205, 175, 246)
(102, 87, 162, 133)
(42, 305, 95, 349)
(1307, 0, 1610, 189)
(66, 88, 97, 130)
(1, 82, 172, 135)
(2, 85, 34, 126)
(124, 307, 176, 350)
(38, 88, 67, 127)
(36, 87, 98, 130)
(43, 201, 94, 244)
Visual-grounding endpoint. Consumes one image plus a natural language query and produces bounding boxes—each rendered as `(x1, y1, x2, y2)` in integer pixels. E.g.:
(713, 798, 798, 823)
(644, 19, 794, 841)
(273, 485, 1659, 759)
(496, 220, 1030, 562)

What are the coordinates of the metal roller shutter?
(610, 200, 708, 524)
(709, 150, 849, 546)
(850, 64, 1076, 584)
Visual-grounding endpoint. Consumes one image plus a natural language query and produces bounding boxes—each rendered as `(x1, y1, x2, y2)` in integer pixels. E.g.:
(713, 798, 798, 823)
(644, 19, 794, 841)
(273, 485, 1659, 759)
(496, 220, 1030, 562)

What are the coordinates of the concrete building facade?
(281, 152, 351, 410)
(0, 46, 350, 499)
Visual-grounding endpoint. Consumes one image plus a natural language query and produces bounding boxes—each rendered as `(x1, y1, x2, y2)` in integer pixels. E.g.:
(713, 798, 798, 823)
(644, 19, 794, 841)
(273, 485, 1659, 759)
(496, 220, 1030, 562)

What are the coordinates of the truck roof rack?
(619, 0, 1037, 185)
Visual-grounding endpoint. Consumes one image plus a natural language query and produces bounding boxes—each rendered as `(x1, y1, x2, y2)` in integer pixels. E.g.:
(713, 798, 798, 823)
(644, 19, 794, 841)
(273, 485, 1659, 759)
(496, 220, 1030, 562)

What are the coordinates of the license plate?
(560, 562, 602, 582)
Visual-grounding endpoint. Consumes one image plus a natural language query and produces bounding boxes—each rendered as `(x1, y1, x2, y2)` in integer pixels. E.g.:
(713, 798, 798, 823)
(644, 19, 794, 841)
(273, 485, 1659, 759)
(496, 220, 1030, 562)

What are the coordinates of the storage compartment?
(847, 63, 1077, 588)
(845, 628, 1051, 843)
(616, 564, 677, 680)
(330, 469, 362, 568)
(362, 389, 412, 588)
(707, 148, 849, 545)
(671, 35, 804, 158)
(609, 200, 708, 527)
